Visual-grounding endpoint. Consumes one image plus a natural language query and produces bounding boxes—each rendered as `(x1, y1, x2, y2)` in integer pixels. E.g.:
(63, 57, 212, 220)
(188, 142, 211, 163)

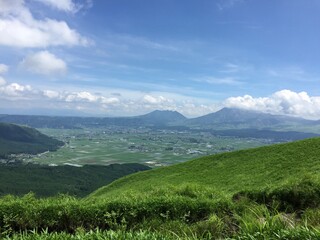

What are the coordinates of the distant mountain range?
(186, 107, 315, 129)
(0, 108, 319, 131)
(0, 109, 186, 128)
(137, 110, 186, 125)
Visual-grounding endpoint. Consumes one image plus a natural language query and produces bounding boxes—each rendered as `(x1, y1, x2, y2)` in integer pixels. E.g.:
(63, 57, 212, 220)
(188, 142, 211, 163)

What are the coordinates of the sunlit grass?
(2, 138, 320, 239)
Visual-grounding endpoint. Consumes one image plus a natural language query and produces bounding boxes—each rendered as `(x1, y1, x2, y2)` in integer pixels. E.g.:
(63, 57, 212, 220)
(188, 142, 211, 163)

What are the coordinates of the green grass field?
(2, 138, 320, 239)
(91, 137, 320, 198)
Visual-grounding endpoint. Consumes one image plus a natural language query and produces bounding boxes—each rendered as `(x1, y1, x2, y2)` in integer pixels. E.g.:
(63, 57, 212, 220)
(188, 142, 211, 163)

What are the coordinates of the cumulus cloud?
(43, 90, 61, 99)
(224, 89, 320, 119)
(0, 82, 33, 98)
(64, 91, 120, 106)
(179, 102, 219, 117)
(0, 0, 89, 48)
(21, 51, 67, 76)
(140, 94, 181, 112)
(0, 82, 118, 105)
(143, 95, 171, 104)
(65, 91, 99, 102)
(101, 97, 120, 104)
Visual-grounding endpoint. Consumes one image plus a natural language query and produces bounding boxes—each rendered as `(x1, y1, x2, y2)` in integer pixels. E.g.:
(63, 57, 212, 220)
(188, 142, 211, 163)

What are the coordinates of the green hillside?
(3, 138, 320, 239)
(0, 122, 63, 158)
(91, 137, 320, 199)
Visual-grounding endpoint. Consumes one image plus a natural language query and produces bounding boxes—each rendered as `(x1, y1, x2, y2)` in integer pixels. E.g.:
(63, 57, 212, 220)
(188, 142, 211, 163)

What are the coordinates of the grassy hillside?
(91, 137, 320, 199)
(2, 138, 320, 239)
(0, 122, 64, 158)
(0, 163, 150, 197)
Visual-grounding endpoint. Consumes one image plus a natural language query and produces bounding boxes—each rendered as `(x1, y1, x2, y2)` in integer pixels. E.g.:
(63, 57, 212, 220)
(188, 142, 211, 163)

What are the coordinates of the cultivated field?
(31, 127, 271, 167)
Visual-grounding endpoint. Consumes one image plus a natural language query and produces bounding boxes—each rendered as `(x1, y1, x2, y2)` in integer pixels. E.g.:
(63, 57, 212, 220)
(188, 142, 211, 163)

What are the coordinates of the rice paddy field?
(29, 127, 271, 167)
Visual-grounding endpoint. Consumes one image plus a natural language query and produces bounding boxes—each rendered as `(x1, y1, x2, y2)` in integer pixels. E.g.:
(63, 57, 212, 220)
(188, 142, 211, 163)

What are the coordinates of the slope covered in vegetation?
(2, 138, 320, 239)
(0, 123, 64, 158)
(91, 137, 320, 199)
(0, 163, 150, 197)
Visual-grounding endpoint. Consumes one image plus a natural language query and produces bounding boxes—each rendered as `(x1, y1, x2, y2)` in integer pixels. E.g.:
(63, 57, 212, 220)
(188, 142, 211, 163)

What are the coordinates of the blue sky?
(0, 0, 320, 118)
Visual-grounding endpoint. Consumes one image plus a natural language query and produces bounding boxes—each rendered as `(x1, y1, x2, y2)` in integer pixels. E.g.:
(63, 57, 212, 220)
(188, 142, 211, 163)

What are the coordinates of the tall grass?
(6, 229, 171, 240)
(1, 184, 320, 239)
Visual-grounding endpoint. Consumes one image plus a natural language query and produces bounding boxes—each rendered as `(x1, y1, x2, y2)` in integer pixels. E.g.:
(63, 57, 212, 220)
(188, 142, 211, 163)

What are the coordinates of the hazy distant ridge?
(0, 108, 318, 130)
(186, 107, 315, 129)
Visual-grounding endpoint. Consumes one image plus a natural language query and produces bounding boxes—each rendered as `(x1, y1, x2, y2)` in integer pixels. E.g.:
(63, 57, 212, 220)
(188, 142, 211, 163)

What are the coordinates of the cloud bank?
(0, 80, 219, 117)
(224, 89, 320, 120)
(1, 74, 320, 120)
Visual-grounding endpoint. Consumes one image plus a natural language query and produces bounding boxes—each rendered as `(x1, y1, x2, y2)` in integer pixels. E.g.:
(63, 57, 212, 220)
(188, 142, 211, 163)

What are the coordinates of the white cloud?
(43, 90, 61, 99)
(0, 0, 24, 15)
(0, 81, 219, 117)
(178, 102, 219, 117)
(101, 97, 120, 104)
(2, 77, 319, 120)
(0, 64, 9, 74)
(64, 91, 120, 106)
(35, 0, 78, 13)
(224, 89, 320, 119)
(65, 91, 99, 102)
(21, 51, 67, 76)
(0, 0, 89, 48)
(143, 95, 171, 104)
(0, 82, 33, 97)
(0, 76, 6, 86)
